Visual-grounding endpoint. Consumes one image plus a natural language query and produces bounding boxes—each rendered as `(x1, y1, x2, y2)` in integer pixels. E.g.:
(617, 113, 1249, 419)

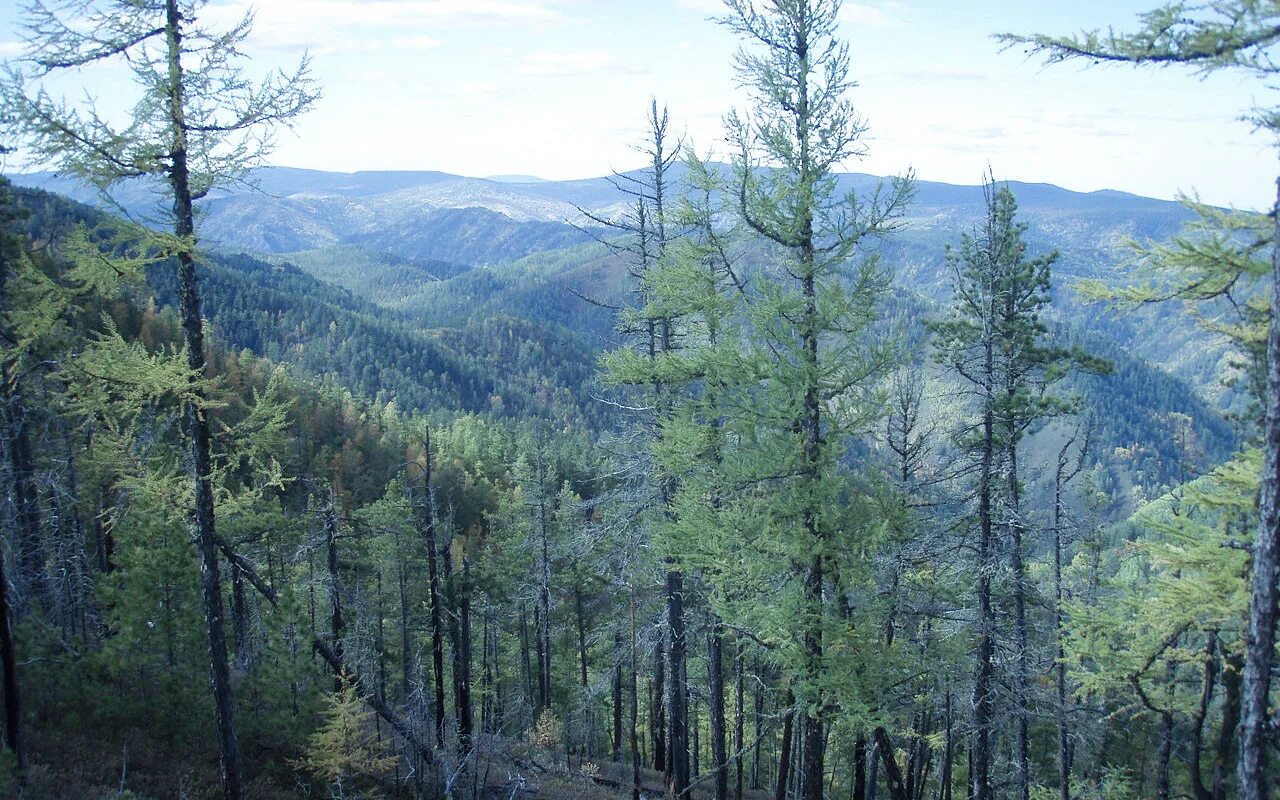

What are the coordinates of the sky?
(0, 0, 1275, 210)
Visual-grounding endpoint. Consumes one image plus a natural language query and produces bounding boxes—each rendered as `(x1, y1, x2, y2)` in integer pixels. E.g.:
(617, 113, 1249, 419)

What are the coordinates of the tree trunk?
(415, 433, 446, 748)
(520, 604, 533, 727)
(630, 593, 642, 800)
(971, 343, 996, 800)
(1238, 175, 1280, 800)
(0, 539, 26, 782)
(853, 735, 866, 800)
(613, 628, 624, 761)
(775, 689, 794, 800)
(575, 585, 591, 757)
(753, 672, 763, 790)
(537, 490, 553, 712)
(709, 620, 728, 800)
(667, 568, 689, 795)
(325, 488, 344, 692)
(165, 3, 241, 795)
(444, 547, 474, 753)
(1190, 634, 1218, 800)
(654, 632, 667, 773)
(735, 642, 745, 800)
(1052, 455, 1070, 800)
(395, 526, 412, 699)
(1006, 438, 1030, 800)
(1214, 650, 1243, 800)
(873, 727, 909, 800)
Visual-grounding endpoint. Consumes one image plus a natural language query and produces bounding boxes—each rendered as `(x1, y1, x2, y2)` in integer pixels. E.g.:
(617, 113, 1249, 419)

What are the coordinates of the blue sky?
(1, 0, 1274, 209)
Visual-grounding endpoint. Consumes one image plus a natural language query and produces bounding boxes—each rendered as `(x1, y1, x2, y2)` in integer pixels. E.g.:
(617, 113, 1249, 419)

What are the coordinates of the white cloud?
(391, 34, 442, 50)
(208, 0, 562, 54)
(517, 50, 638, 77)
(839, 2, 905, 29)
(0, 40, 25, 59)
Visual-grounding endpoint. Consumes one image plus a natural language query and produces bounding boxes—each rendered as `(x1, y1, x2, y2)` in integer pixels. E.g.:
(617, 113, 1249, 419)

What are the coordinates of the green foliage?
(297, 680, 398, 798)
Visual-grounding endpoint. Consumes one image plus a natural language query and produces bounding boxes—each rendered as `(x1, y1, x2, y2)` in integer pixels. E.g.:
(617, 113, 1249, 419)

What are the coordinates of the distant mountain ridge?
(12, 163, 1226, 402)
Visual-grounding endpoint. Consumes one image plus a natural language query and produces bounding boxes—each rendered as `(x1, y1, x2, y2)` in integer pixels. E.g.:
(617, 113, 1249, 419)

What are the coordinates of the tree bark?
(415, 432, 446, 748)
(1214, 649, 1243, 800)
(614, 628, 624, 762)
(0, 539, 25, 782)
(324, 488, 344, 692)
(654, 632, 667, 773)
(775, 689, 794, 800)
(164, 2, 241, 795)
(873, 727, 909, 800)
(735, 642, 745, 800)
(709, 620, 729, 800)
(1238, 175, 1280, 800)
(971, 331, 996, 800)
(444, 549, 474, 754)
(667, 568, 690, 795)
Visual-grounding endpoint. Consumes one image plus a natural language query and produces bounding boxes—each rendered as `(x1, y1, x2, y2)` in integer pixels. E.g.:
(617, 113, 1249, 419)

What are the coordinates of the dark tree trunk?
(325, 489, 344, 692)
(1006, 440, 1030, 800)
(444, 548, 474, 753)
(775, 689, 794, 800)
(1239, 175, 1280, 800)
(753, 672, 763, 790)
(941, 694, 954, 800)
(231, 564, 249, 672)
(613, 628, 624, 762)
(654, 632, 667, 773)
(735, 642, 745, 800)
(394, 526, 412, 699)
(1052, 453, 1070, 800)
(630, 594, 642, 800)
(709, 620, 728, 800)
(1214, 650, 1243, 800)
(165, 3, 241, 795)
(972, 361, 995, 800)
(1190, 634, 1218, 800)
(575, 585, 591, 756)
(0, 540, 25, 781)
(537, 490, 553, 713)
(520, 604, 533, 726)
(415, 433, 446, 748)
(873, 727, 909, 800)
(667, 568, 689, 795)
(853, 735, 867, 800)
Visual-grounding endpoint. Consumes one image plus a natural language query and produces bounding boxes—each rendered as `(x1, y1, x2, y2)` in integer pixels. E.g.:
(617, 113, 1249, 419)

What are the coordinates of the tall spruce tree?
(4, 3, 317, 797)
(932, 177, 1104, 800)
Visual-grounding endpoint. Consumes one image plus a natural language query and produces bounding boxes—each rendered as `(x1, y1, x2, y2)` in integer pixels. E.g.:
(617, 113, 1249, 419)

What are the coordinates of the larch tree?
(4, 2, 318, 797)
(999, 5, 1280, 796)
(719, 2, 911, 799)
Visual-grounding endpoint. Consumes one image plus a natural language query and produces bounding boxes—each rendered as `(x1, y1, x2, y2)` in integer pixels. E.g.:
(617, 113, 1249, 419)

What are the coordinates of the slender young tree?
(5, 3, 317, 796)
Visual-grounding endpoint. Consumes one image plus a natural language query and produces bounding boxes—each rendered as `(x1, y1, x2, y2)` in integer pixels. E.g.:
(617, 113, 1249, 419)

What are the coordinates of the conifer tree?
(718, 2, 911, 798)
(1000, 7, 1279, 796)
(4, 3, 317, 796)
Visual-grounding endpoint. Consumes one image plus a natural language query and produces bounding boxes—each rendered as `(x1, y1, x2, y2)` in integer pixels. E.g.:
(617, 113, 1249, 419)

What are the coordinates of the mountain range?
(11, 165, 1237, 512)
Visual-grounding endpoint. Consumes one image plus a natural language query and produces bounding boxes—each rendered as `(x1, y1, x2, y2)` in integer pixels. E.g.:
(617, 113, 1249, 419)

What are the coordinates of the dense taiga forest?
(0, 1, 1277, 798)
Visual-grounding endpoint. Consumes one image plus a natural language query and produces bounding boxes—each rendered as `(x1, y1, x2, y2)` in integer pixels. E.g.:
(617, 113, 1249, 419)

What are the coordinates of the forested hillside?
(0, 2, 1277, 800)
